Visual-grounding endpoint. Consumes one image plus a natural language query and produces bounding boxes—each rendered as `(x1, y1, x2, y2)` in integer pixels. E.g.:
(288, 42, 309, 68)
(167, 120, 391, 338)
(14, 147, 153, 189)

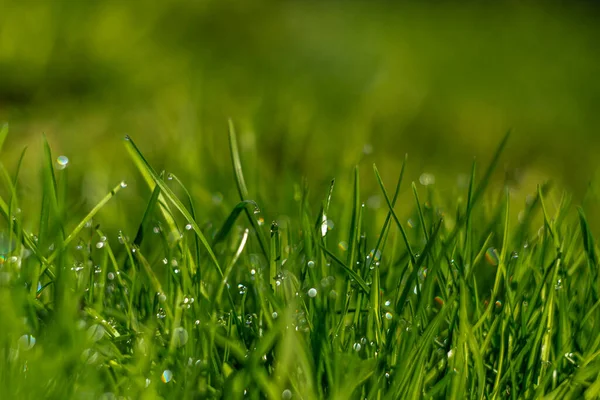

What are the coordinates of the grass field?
(1, 123, 599, 399)
(2, 2, 600, 398)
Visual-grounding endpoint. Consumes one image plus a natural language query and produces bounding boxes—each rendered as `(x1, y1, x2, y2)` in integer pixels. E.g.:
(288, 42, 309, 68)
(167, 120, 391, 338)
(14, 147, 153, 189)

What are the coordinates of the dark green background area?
(1, 1, 599, 230)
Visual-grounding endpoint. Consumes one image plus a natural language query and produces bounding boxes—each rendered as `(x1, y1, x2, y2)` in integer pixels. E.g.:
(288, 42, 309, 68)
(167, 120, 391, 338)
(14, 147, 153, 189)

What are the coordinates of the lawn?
(1, 2, 600, 399)
(0, 123, 599, 399)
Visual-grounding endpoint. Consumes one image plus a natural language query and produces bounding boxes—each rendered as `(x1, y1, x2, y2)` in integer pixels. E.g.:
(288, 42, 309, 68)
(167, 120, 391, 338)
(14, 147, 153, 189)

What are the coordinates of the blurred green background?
(1, 1, 599, 231)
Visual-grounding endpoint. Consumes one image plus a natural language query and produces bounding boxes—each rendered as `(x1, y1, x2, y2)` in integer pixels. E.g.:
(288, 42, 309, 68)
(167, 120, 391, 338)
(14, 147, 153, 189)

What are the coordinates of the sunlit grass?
(0, 123, 599, 399)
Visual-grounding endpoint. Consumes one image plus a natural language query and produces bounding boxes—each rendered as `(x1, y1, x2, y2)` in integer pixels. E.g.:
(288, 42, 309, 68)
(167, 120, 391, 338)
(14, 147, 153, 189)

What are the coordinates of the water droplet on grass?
(353, 343, 362, 352)
(307, 260, 315, 268)
(308, 288, 317, 298)
(81, 348, 99, 364)
(338, 241, 348, 251)
(120, 181, 127, 188)
(56, 155, 69, 170)
(485, 247, 499, 266)
(87, 324, 105, 342)
(238, 284, 247, 295)
(18, 334, 36, 350)
(385, 312, 393, 320)
(161, 370, 173, 383)
(272, 311, 278, 319)
(555, 279, 563, 290)
(419, 173, 435, 186)
(96, 242, 105, 249)
(173, 327, 188, 347)
(185, 224, 192, 230)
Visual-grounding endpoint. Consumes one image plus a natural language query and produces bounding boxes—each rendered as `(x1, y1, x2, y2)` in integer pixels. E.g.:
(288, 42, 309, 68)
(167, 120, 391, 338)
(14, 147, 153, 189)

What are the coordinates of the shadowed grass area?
(0, 125, 599, 399)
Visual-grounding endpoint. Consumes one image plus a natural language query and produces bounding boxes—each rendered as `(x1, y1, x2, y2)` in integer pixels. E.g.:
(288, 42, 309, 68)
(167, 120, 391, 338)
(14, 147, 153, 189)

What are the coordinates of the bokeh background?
(1, 1, 599, 232)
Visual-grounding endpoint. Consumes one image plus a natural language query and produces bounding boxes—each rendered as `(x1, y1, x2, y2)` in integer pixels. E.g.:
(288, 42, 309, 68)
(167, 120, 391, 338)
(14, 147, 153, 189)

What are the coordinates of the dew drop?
(353, 343, 362, 352)
(18, 334, 36, 350)
(56, 155, 69, 170)
(485, 247, 499, 266)
(107, 272, 115, 280)
(96, 242, 105, 249)
(161, 369, 173, 383)
(173, 327, 188, 347)
(185, 224, 192, 231)
(87, 324, 105, 342)
(419, 173, 435, 186)
(308, 288, 318, 298)
(385, 312, 393, 320)
(238, 284, 247, 295)
(272, 311, 278, 319)
(320, 215, 328, 237)
(555, 279, 563, 290)
(307, 260, 315, 268)
(282, 389, 292, 399)
(81, 348, 99, 364)
(120, 181, 127, 188)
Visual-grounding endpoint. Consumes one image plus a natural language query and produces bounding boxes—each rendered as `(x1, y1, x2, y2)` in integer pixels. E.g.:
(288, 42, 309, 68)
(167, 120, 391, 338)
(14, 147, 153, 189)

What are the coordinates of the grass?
(0, 122, 599, 400)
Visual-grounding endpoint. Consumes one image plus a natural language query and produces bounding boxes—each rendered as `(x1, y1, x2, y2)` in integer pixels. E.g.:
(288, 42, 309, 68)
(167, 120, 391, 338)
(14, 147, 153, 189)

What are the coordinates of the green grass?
(1, 123, 600, 400)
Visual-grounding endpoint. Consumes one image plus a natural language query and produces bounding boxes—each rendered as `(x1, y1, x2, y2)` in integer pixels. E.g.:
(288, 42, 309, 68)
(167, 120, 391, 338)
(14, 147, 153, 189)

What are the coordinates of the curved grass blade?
(133, 172, 163, 247)
(228, 119, 269, 258)
(213, 200, 260, 245)
(124, 135, 224, 277)
(46, 181, 125, 265)
(166, 172, 203, 280)
(320, 242, 370, 294)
